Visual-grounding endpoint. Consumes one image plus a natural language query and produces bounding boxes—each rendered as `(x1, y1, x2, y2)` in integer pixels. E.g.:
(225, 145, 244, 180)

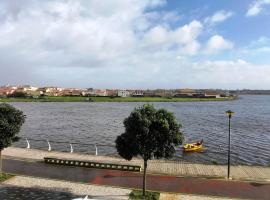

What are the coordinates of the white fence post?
(70, 143, 73, 153)
(26, 138, 30, 149)
(95, 145, 98, 156)
(47, 139, 51, 151)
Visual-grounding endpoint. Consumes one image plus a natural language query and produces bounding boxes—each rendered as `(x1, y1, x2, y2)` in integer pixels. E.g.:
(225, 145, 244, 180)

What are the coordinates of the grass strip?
(129, 190, 160, 200)
(0, 96, 235, 102)
(0, 173, 14, 182)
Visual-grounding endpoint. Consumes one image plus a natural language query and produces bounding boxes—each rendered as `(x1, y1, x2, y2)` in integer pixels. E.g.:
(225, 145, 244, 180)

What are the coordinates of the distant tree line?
(230, 90, 270, 95)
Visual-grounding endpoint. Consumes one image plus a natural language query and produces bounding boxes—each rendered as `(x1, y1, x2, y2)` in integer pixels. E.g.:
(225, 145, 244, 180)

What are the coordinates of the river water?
(11, 95, 270, 166)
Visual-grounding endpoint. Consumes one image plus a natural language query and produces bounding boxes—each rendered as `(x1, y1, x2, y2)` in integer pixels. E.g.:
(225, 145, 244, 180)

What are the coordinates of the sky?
(0, 0, 270, 89)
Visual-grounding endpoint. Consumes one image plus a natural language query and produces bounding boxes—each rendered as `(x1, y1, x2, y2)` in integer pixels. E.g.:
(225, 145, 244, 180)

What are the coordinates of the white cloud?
(250, 36, 270, 46)
(0, 0, 268, 89)
(204, 10, 233, 25)
(144, 10, 181, 25)
(247, 3, 262, 16)
(35, 56, 270, 89)
(144, 26, 168, 44)
(238, 36, 270, 61)
(204, 35, 234, 54)
(172, 20, 203, 45)
(246, 0, 270, 17)
(143, 20, 203, 55)
(188, 59, 270, 89)
(241, 36, 270, 53)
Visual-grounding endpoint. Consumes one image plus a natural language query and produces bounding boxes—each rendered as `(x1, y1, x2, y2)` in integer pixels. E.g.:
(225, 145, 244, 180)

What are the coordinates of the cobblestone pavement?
(1, 176, 130, 200)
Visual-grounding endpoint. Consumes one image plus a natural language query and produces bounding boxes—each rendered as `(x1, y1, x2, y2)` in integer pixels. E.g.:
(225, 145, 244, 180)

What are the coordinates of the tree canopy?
(115, 104, 183, 196)
(116, 104, 183, 161)
(7, 91, 27, 98)
(0, 103, 25, 151)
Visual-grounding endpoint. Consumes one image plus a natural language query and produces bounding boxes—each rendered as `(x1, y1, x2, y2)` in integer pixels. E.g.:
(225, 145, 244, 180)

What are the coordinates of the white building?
(204, 92, 221, 98)
(118, 90, 130, 97)
(132, 90, 144, 97)
(21, 86, 38, 91)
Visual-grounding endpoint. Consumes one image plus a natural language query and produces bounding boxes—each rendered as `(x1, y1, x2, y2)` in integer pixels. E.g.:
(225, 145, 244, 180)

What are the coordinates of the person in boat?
(196, 139, 203, 145)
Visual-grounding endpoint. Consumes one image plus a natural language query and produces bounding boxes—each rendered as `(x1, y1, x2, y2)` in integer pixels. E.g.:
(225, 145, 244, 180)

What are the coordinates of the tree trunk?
(143, 159, 148, 197)
(0, 150, 2, 175)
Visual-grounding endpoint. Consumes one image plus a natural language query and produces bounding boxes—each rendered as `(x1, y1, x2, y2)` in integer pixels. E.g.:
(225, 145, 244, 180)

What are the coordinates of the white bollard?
(72, 195, 89, 200)
(95, 145, 98, 156)
(47, 139, 51, 151)
(26, 138, 30, 149)
(70, 143, 73, 153)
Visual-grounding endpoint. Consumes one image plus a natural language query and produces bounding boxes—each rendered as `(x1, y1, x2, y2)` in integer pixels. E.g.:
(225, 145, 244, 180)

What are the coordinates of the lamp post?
(225, 110, 234, 179)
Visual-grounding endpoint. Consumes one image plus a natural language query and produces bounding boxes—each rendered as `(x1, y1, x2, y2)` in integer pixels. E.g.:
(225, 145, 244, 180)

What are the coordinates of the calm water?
(11, 95, 270, 166)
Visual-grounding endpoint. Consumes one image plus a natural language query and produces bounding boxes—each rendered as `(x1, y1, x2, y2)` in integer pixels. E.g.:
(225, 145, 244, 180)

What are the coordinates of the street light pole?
(225, 110, 234, 179)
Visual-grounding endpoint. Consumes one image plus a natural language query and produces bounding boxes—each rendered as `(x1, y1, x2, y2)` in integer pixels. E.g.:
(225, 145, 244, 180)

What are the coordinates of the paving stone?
(1, 176, 130, 200)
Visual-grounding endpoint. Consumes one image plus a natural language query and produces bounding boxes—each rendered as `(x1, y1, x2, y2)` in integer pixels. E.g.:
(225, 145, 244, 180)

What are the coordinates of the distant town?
(1, 85, 269, 100)
(0, 85, 238, 99)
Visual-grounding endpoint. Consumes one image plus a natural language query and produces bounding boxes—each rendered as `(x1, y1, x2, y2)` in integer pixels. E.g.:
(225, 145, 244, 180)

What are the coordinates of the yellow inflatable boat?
(183, 140, 203, 152)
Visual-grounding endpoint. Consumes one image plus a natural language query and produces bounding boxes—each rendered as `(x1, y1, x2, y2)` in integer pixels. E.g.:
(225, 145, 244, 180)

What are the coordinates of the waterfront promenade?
(1, 176, 241, 200)
(3, 147, 270, 181)
(2, 157, 269, 199)
(2, 147, 270, 199)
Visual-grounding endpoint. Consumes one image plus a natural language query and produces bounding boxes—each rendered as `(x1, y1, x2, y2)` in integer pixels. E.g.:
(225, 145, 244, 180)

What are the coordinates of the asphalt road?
(3, 158, 270, 200)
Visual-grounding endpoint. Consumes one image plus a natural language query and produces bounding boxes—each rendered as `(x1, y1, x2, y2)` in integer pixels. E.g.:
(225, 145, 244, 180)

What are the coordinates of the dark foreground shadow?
(250, 182, 267, 187)
(0, 185, 76, 200)
(0, 184, 128, 200)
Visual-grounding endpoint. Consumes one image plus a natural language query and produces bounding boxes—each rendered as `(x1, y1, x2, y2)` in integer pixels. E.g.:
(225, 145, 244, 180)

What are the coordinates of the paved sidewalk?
(3, 158, 270, 200)
(1, 176, 240, 200)
(159, 193, 240, 200)
(3, 147, 270, 181)
(1, 176, 131, 200)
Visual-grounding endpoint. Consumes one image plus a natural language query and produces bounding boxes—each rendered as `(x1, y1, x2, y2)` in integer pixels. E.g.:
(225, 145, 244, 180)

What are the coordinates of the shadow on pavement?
(0, 185, 124, 200)
(250, 182, 268, 187)
(0, 185, 76, 200)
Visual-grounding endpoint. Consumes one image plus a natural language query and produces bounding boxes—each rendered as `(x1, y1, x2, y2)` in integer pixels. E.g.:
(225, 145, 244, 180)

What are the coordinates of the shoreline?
(0, 96, 236, 103)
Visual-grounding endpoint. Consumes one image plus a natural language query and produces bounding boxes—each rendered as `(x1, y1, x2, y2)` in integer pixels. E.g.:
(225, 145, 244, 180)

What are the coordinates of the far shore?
(0, 96, 236, 102)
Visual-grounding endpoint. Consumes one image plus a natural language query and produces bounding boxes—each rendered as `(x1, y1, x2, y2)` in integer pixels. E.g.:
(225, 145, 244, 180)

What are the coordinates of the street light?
(225, 110, 234, 179)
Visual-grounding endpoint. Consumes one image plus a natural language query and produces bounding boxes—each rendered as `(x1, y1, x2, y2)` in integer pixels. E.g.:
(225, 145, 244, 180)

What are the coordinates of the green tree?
(115, 104, 183, 197)
(0, 104, 25, 173)
(8, 91, 27, 98)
